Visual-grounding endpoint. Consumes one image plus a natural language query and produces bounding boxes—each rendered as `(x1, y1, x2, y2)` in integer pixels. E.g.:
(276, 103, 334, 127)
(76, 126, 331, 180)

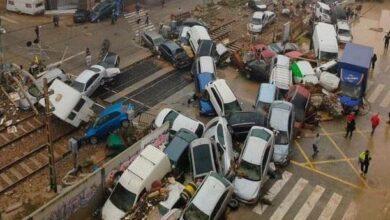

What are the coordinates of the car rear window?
(251, 128, 271, 140)
(193, 144, 213, 175)
(163, 111, 179, 124)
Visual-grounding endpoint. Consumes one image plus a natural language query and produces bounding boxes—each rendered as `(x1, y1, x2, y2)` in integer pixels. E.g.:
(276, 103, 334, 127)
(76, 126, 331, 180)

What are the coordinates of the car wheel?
(121, 120, 130, 128)
(228, 198, 239, 210)
(90, 137, 98, 145)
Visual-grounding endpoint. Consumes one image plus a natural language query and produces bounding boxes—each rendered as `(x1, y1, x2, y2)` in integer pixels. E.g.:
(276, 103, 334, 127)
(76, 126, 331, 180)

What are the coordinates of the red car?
(285, 85, 310, 126)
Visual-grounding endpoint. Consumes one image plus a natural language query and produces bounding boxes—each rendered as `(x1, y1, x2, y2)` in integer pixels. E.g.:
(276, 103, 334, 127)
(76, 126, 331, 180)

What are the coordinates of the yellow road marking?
(301, 157, 357, 166)
(294, 140, 314, 169)
(291, 160, 365, 190)
(355, 126, 370, 141)
(319, 125, 370, 188)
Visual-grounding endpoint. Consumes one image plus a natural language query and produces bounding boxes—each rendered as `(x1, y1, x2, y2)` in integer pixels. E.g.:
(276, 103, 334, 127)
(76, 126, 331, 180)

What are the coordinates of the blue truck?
(338, 43, 373, 110)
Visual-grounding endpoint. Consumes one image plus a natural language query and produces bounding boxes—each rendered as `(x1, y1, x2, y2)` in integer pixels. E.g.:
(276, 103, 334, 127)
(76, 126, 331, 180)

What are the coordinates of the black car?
(141, 31, 166, 54)
(248, 0, 268, 11)
(98, 52, 120, 68)
(159, 41, 191, 69)
(243, 59, 269, 81)
(227, 111, 268, 141)
(73, 9, 90, 23)
(90, 0, 116, 22)
(197, 40, 218, 58)
(331, 6, 347, 24)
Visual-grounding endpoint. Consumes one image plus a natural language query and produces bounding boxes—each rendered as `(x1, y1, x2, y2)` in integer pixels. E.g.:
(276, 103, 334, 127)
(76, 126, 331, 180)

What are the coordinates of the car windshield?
(109, 183, 137, 212)
(163, 111, 179, 124)
(28, 85, 41, 98)
(237, 160, 261, 181)
(340, 82, 361, 99)
(338, 29, 351, 36)
(71, 81, 85, 92)
(275, 131, 289, 145)
(251, 129, 271, 140)
(183, 204, 208, 220)
(193, 144, 213, 175)
(320, 51, 338, 60)
(252, 17, 263, 25)
(224, 101, 241, 114)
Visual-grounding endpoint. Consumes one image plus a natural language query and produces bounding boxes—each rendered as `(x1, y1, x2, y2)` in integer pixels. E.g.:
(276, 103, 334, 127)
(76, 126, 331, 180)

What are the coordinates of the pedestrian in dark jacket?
(312, 133, 320, 158)
(359, 150, 371, 177)
(145, 12, 149, 25)
(371, 54, 377, 69)
(345, 119, 355, 138)
(53, 15, 59, 27)
(34, 25, 40, 42)
(385, 32, 390, 51)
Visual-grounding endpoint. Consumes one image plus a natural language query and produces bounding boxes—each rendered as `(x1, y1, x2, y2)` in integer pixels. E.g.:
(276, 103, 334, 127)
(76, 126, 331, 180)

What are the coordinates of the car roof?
(99, 102, 125, 116)
(192, 173, 228, 216)
(199, 56, 215, 73)
(258, 83, 276, 103)
(145, 31, 162, 39)
(75, 66, 102, 83)
(211, 79, 237, 103)
(317, 1, 330, 10)
(198, 72, 215, 91)
(164, 129, 196, 162)
(253, 11, 264, 18)
(242, 132, 268, 165)
(228, 111, 267, 126)
(163, 41, 180, 51)
(337, 21, 350, 30)
(270, 101, 293, 131)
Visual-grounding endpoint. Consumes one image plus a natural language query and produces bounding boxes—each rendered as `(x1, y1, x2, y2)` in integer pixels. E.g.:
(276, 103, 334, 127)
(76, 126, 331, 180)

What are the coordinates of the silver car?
(189, 138, 220, 180)
(268, 101, 294, 165)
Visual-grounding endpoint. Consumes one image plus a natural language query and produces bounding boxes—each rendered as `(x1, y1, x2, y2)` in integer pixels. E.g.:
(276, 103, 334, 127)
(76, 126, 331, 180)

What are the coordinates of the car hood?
(273, 144, 289, 163)
(255, 4, 266, 10)
(101, 199, 125, 220)
(249, 23, 263, 32)
(233, 177, 260, 201)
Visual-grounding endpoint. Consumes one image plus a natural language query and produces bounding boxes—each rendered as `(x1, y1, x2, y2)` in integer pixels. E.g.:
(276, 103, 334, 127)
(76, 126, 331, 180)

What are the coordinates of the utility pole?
(43, 78, 57, 193)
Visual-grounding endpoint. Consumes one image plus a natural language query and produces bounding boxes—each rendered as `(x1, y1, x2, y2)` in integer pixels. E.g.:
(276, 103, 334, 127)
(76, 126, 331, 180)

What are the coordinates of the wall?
(24, 123, 169, 220)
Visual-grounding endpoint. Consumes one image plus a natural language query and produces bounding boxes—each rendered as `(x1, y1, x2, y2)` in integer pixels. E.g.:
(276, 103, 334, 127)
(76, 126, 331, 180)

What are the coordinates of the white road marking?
(293, 185, 325, 220)
(367, 84, 385, 103)
(380, 90, 390, 108)
(342, 201, 357, 220)
(252, 171, 292, 215)
(270, 178, 308, 220)
(0, 15, 19, 24)
(318, 193, 343, 220)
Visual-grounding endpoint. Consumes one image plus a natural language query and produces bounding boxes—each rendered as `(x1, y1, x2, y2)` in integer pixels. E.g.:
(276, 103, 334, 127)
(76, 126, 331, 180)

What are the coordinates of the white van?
(315, 2, 331, 23)
(102, 145, 171, 220)
(6, 0, 44, 15)
(312, 22, 339, 61)
(269, 55, 292, 97)
(187, 25, 211, 54)
(39, 79, 94, 127)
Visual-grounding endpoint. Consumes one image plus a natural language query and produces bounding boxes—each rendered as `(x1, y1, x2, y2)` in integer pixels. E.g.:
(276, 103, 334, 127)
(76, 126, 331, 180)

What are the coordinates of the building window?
(8, 1, 14, 5)
(36, 2, 43, 7)
(26, 3, 32, 8)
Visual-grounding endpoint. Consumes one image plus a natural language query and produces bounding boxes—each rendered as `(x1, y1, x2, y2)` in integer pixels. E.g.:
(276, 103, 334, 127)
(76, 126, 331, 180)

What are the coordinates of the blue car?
(85, 102, 134, 144)
(192, 56, 217, 116)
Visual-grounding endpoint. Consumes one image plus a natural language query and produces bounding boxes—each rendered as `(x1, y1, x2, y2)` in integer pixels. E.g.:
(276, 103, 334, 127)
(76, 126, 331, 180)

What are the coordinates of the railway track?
(0, 114, 44, 149)
(0, 126, 76, 194)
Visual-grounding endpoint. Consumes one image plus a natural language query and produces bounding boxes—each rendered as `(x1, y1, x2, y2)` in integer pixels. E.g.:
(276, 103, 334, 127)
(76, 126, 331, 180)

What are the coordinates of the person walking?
(359, 150, 371, 177)
(312, 133, 320, 158)
(161, 0, 165, 8)
(85, 48, 92, 67)
(53, 15, 59, 27)
(145, 12, 149, 26)
(34, 25, 40, 42)
(371, 53, 377, 70)
(384, 32, 390, 51)
(370, 113, 380, 135)
(345, 118, 356, 139)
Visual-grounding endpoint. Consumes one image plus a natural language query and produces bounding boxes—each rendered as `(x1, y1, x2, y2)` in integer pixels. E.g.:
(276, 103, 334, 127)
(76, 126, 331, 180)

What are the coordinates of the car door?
(261, 145, 272, 181)
(85, 73, 100, 96)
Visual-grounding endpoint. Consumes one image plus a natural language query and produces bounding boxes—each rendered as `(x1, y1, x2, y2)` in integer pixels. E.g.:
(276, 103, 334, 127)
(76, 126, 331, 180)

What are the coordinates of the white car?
(203, 117, 234, 176)
(189, 138, 220, 179)
(315, 1, 331, 23)
(154, 108, 205, 137)
(248, 11, 275, 33)
(71, 64, 120, 97)
(336, 20, 352, 44)
(233, 126, 274, 204)
(181, 172, 234, 220)
(268, 101, 294, 165)
(205, 79, 242, 117)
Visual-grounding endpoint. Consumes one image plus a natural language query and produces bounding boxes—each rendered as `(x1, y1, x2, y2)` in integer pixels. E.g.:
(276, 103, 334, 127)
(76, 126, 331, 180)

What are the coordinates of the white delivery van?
(6, 0, 44, 15)
(269, 55, 292, 97)
(187, 25, 211, 54)
(312, 22, 339, 61)
(39, 79, 94, 127)
(102, 145, 171, 220)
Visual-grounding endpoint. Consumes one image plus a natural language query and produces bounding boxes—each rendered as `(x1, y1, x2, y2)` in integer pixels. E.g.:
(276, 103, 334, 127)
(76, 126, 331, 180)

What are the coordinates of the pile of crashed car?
(100, 1, 371, 219)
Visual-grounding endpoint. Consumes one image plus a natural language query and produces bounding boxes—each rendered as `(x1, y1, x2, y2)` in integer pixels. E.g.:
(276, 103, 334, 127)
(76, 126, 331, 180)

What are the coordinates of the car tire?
(90, 137, 98, 145)
(121, 120, 130, 128)
(228, 198, 239, 210)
